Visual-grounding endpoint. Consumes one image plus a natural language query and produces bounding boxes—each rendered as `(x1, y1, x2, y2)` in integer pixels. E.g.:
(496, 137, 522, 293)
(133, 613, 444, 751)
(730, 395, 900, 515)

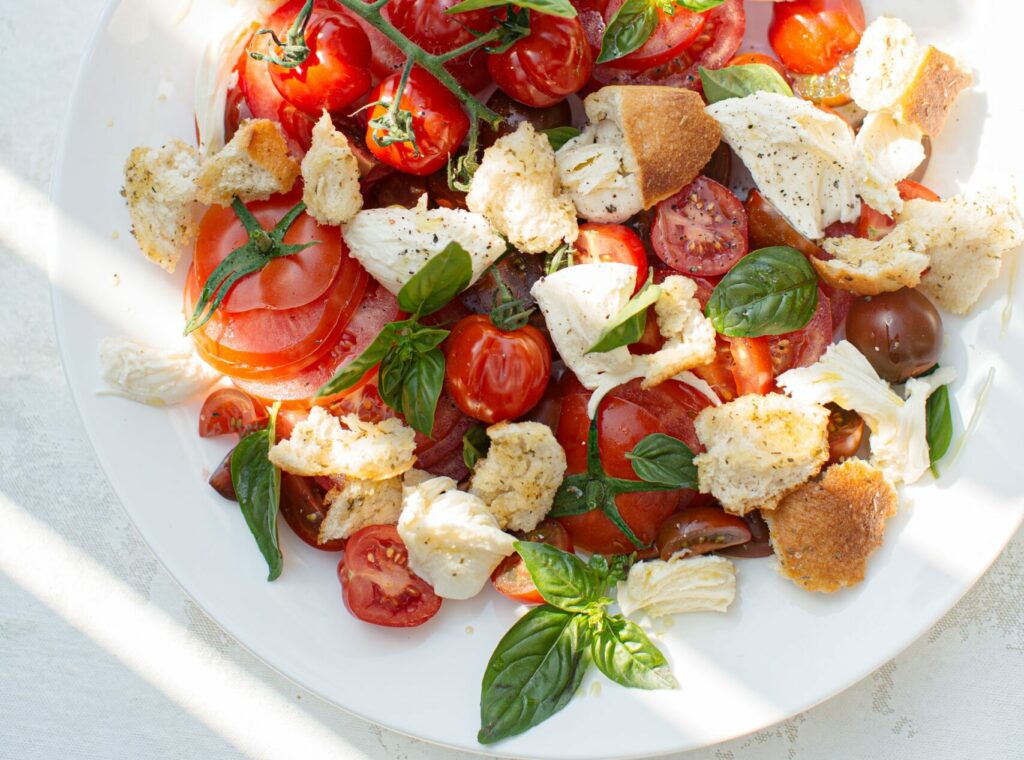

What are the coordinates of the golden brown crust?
(196, 119, 300, 206)
(900, 47, 972, 137)
(765, 459, 898, 593)
(244, 119, 301, 188)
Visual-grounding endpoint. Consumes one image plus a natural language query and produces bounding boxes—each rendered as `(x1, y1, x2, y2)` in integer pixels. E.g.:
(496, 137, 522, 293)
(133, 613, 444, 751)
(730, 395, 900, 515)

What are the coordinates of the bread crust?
(901, 47, 972, 137)
(196, 119, 299, 206)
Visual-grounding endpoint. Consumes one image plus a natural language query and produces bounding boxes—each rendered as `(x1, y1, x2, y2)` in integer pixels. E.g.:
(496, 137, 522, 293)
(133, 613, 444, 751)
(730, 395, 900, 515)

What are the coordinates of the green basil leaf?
(591, 614, 678, 690)
(463, 424, 491, 471)
(677, 0, 726, 10)
(549, 473, 595, 518)
(400, 347, 446, 436)
(926, 382, 953, 477)
(377, 344, 410, 413)
(448, 0, 577, 18)
(315, 322, 400, 398)
(543, 126, 582, 151)
(230, 406, 282, 581)
(625, 433, 697, 489)
(407, 326, 450, 353)
(514, 541, 605, 612)
(587, 279, 662, 354)
(700, 63, 794, 105)
(597, 0, 658, 65)
(706, 246, 819, 337)
(398, 242, 474, 318)
(479, 606, 592, 744)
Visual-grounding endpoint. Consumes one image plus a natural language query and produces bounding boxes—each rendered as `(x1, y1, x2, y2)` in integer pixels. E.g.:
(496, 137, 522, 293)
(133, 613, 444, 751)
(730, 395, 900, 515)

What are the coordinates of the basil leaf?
(926, 383, 953, 477)
(597, 0, 658, 65)
(549, 473, 594, 517)
(591, 614, 678, 690)
(398, 242, 474, 318)
(316, 322, 400, 398)
(478, 606, 592, 744)
(463, 424, 491, 470)
(400, 347, 445, 436)
(678, 0, 725, 10)
(700, 63, 794, 105)
(625, 433, 697, 489)
(230, 405, 282, 581)
(407, 326, 450, 353)
(706, 246, 819, 337)
(447, 0, 576, 18)
(543, 126, 581, 151)
(377, 344, 410, 413)
(514, 541, 605, 612)
(587, 279, 662, 354)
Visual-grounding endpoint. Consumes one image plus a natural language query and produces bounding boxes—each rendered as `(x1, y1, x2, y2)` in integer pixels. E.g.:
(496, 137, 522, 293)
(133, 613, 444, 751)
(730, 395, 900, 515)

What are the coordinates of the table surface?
(1, 2, 1022, 759)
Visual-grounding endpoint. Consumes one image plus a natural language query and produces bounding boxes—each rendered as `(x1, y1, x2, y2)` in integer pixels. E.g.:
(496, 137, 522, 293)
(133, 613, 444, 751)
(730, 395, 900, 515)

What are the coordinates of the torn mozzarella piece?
(98, 337, 220, 406)
(556, 120, 644, 225)
(854, 111, 925, 216)
(617, 555, 736, 619)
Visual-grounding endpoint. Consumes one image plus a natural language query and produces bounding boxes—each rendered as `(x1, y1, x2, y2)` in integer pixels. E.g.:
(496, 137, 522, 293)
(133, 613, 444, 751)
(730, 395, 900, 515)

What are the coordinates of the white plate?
(51, 1, 1022, 757)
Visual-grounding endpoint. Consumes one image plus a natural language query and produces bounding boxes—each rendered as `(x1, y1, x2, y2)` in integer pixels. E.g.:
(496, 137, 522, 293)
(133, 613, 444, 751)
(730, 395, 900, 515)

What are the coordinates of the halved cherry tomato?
(208, 449, 237, 501)
(339, 525, 442, 627)
(488, 11, 593, 107)
(384, 0, 496, 92)
(280, 474, 345, 551)
(365, 67, 470, 175)
(856, 180, 941, 241)
(768, 0, 865, 76)
(600, 1, 707, 72)
(573, 223, 649, 294)
(491, 520, 574, 604)
(718, 510, 773, 558)
(692, 336, 738, 402)
(655, 506, 751, 560)
(826, 402, 864, 464)
(729, 52, 790, 82)
(765, 289, 833, 375)
(193, 190, 344, 313)
(729, 337, 774, 396)
(652, 177, 748, 276)
(414, 391, 476, 481)
(745, 189, 823, 259)
(445, 315, 552, 424)
(199, 388, 268, 438)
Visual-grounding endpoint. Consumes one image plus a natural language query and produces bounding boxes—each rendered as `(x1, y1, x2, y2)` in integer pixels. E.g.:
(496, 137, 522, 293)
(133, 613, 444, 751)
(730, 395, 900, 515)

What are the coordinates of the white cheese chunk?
(854, 111, 925, 216)
(556, 119, 644, 224)
(98, 337, 220, 406)
(617, 555, 736, 619)
(850, 17, 926, 115)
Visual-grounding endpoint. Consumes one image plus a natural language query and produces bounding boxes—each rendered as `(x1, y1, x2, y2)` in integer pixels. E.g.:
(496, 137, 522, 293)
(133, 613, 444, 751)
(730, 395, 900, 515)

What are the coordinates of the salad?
(104, 0, 1023, 745)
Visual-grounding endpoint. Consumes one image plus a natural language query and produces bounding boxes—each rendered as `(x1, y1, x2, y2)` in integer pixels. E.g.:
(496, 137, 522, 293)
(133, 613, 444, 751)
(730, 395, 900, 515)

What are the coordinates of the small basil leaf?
(448, 0, 577, 18)
(514, 541, 604, 612)
(230, 405, 282, 581)
(587, 279, 662, 354)
(700, 63, 794, 104)
(407, 326, 450, 353)
(625, 433, 697, 489)
(543, 126, 581, 151)
(591, 614, 678, 690)
(316, 322, 400, 397)
(463, 424, 491, 471)
(400, 347, 446, 436)
(398, 242, 474, 318)
(597, 0, 658, 65)
(677, 0, 726, 10)
(706, 246, 819, 337)
(377, 345, 410, 413)
(479, 606, 592, 744)
(926, 382, 953, 477)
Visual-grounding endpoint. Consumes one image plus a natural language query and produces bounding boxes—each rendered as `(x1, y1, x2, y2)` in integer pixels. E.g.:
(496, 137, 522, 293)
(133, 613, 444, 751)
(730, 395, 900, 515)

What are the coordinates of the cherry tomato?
(199, 388, 268, 438)
(208, 448, 237, 501)
(768, 0, 865, 76)
(491, 520, 574, 604)
(845, 289, 943, 382)
(488, 11, 593, 108)
(458, 252, 545, 317)
(729, 52, 790, 82)
(339, 525, 442, 627)
(826, 402, 864, 464)
(718, 510, 773, 558)
(601, 1, 707, 72)
(194, 191, 344, 313)
(414, 391, 477, 481)
(856, 180, 941, 241)
(765, 289, 833, 375)
(655, 506, 751, 560)
(729, 337, 774, 396)
(789, 53, 855, 107)
(745, 189, 823, 259)
(692, 336, 738, 402)
(652, 177, 748, 277)
(445, 315, 552, 424)
(573, 224, 649, 294)
(384, 0, 495, 92)
(365, 67, 470, 175)
(280, 473, 345, 551)
(481, 90, 574, 148)
(265, 9, 372, 116)
(701, 143, 734, 189)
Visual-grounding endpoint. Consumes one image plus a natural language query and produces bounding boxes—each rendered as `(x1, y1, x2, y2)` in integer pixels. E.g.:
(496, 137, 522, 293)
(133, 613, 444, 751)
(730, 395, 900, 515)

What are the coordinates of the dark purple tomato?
(845, 289, 943, 382)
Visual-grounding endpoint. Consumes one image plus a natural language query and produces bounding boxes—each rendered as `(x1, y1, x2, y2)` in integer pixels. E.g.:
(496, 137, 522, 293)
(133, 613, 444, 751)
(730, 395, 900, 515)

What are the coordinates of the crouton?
(319, 476, 403, 544)
(694, 393, 831, 515)
(469, 422, 567, 532)
(642, 275, 717, 389)
(815, 227, 930, 295)
(765, 458, 898, 592)
(123, 140, 201, 272)
(466, 122, 578, 254)
(301, 113, 363, 226)
(195, 119, 300, 206)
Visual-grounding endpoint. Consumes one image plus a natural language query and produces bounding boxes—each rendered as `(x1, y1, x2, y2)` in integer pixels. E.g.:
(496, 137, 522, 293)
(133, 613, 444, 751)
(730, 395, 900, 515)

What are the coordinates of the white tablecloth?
(1, 2, 1021, 758)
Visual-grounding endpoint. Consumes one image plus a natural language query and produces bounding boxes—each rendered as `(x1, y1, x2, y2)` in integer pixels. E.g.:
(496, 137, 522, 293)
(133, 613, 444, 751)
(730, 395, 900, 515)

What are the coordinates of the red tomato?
(766, 289, 833, 375)
(339, 525, 442, 627)
(279, 474, 345, 551)
(768, 0, 865, 76)
(239, 35, 314, 155)
(414, 391, 477, 481)
(573, 223, 649, 293)
(266, 10, 372, 116)
(745, 189, 824, 259)
(444, 315, 552, 424)
(729, 337, 774, 396)
(898, 179, 941, 203)
(600, 1, 707, 72)
(365, 67, 469, 175)
(655, 506, 751, 560)
(384, 0, 496, 92)
(692, 336, 738, 402)
(729, 51, 791, 82)
(652, 177, 748, 277)
(193, 191, 344, 313)
(857, 180, 940, 241)
(491, 520, 574, 604)
(488, 12, 593, 107)
(826, 403, 865, 464)
(198, 388, 268, 438)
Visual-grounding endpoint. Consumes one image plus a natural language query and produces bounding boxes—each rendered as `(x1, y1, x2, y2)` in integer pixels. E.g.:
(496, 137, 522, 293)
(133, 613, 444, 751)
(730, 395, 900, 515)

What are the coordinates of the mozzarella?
(342, 195, 506, 295)
(617, 555, 736, 619)
(556, 120, 644, 224)
(398, 476, 516, 600)
(850, 17, 927, 115)
(98, 337, 220, 406)
(194, 20, 255, 156)
(854, 111, 925, 215)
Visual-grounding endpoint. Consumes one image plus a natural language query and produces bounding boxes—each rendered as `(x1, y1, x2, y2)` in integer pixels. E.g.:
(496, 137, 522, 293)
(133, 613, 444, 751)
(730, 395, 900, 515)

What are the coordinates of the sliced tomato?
(692, 336, 738, 402)
(857, 180, 941, 241)
(198, 388, 268, 438)
(652, 177, 748, 276)
(339, 525, 442, 627)
(898, 179, 941, 203)
(729, 337, 774, 396)
(746, 189, 824, 259)
(573, 223, 649, 293)
(766, 288, 833, 375)
(491, 520, 574, 604)
(599, 1, 707, 72)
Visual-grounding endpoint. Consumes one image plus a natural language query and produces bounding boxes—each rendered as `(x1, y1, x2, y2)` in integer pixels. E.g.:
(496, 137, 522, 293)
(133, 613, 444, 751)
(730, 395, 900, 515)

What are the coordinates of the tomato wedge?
(198, 388, 268, 437)
(765, 289, 833, 375)
(491, 520, 574, 604)
(729, 337, 774, 396)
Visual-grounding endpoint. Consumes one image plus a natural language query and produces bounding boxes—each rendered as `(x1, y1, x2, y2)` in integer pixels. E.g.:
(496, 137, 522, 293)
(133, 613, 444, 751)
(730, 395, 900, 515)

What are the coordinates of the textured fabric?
(0, 2, 1022, 759)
